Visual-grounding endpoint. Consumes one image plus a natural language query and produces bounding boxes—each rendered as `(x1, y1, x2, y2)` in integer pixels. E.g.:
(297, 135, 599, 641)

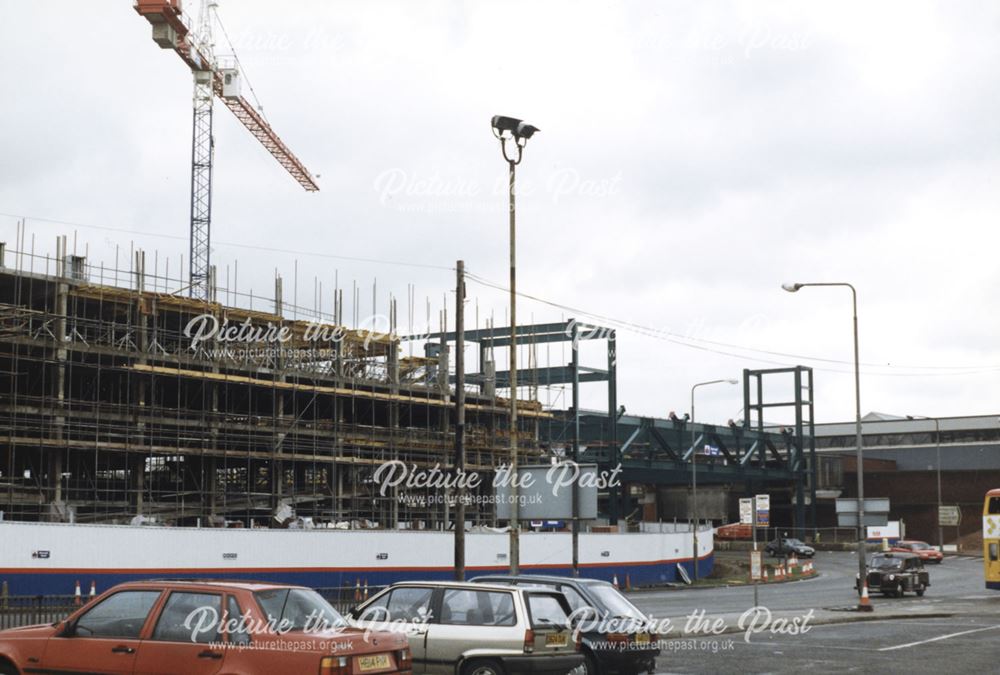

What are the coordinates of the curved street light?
(690, 378, 738, 582)
(782, 280, 870, 610)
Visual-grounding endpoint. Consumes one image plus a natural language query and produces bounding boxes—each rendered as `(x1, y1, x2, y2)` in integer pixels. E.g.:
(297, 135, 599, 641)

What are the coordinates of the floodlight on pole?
(491, 114, 539, 574)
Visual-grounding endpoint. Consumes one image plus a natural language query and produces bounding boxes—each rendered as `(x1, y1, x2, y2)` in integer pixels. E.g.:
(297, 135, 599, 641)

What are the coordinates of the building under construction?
(0, 237, 548, 528)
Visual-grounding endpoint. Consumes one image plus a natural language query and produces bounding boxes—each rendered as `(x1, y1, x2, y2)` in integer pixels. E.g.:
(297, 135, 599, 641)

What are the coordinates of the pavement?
(625, 551, 999, 674)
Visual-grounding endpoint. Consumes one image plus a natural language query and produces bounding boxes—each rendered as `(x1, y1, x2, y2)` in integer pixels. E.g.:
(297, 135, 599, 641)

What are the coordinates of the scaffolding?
(0, 234, 546, 528)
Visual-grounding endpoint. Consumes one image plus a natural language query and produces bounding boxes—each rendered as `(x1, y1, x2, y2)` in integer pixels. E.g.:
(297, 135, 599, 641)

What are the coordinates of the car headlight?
(855, 573, 860, 578)
(888, 575, 895, 581)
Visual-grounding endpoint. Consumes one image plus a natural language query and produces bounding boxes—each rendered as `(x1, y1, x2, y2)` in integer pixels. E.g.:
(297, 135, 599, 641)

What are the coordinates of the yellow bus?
(985, 489, 1000, 590)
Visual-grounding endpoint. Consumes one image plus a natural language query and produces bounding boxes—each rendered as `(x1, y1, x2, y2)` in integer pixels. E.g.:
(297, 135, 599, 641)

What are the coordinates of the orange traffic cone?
(74, 580, 82, 606)
(363, 579, 369, 601)
(89, 581, 96, 601)
(859, 581, 873, 612)
(625, 574, 632, 591)
(354, 578, 361, 602)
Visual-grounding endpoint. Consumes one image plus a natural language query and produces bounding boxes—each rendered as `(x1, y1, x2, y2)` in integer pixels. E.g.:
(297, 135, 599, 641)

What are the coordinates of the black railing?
(315, 584, 388, 615)
(0, 594, 81, 631)
(0, 585, 386, 631)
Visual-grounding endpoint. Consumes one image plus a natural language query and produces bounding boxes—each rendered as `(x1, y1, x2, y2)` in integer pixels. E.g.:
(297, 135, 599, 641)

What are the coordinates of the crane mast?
(134, 0, 319, 301)
(189, 1, 215, 300)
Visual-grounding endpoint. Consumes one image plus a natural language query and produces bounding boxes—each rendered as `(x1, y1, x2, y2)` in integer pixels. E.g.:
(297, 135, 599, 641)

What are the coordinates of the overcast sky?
(1, 1, 998, 425)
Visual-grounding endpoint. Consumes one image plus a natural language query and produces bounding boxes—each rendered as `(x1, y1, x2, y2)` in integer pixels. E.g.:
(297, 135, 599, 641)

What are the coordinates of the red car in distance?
(0, 579, 411, 675)
(890, 539, 944, 563)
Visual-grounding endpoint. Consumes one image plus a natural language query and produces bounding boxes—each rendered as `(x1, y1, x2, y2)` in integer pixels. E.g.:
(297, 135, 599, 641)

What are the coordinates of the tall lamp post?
(491, 115, 539, 574)
(782, 281, 870, 610)
(690, 378, 738, 581)
(907, 415, 943, 551)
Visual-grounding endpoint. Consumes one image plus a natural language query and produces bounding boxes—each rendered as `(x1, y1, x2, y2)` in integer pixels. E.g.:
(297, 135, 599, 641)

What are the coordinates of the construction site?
(0, 0, 824, 535)
(0, 232, 557, 528)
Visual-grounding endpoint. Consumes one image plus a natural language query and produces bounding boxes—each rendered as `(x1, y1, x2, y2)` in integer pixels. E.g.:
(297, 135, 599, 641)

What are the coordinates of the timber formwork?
(0, 251, 544, 527)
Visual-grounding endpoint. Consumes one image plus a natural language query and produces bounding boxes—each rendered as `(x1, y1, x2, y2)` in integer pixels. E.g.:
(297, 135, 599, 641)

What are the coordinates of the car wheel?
(582, 651, 600, 675)
(916, 588, 925, 597)
(895, 585, 904, 598)
(0, 661, 17, 675)
(462, 659, 505, 675)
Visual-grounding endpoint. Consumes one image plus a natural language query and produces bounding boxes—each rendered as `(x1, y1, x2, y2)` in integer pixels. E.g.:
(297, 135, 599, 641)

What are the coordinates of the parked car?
(472, 575, 659, 675)
(348, 581, 583, 675)
(855, 552, 931, 597)
(890, 539, 944, 563)
(764, 537, 815, 558)
(0, 579, 411, 675)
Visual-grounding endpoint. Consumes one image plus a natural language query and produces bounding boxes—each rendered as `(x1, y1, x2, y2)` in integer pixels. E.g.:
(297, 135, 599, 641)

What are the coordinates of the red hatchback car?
(0, 579, 411, 675)
(890, 540, 944, 563)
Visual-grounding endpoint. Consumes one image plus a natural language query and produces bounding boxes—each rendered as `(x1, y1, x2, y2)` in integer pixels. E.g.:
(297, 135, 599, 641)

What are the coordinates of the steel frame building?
(0, 241, 545, 527)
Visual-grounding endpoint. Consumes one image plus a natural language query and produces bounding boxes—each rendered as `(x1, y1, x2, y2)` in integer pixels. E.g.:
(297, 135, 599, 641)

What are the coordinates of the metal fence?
(0, 585, 387, 631)
(315, 584, 389, 614)
(0, 594, 81, 631)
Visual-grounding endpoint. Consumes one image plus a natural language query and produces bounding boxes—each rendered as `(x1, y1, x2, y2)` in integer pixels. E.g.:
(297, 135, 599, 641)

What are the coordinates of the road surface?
(626, 551, 998, 673)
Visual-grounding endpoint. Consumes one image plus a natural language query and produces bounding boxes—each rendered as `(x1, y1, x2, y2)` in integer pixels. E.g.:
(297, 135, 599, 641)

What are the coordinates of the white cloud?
(1, 0, 998, 424)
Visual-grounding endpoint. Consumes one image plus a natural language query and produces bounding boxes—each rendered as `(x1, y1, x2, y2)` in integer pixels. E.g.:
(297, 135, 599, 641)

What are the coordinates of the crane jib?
(134, 0, 318, 192)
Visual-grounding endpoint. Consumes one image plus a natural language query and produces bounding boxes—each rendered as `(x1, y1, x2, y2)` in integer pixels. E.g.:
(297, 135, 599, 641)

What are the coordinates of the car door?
(40, 589, 162, 674)
(423, 588, 521, 675)
(132, 590, 226, 675)
(354, 585, 434, 673)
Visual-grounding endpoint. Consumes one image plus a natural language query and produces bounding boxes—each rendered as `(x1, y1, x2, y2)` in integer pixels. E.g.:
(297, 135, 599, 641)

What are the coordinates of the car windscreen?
(254, 588, 346, 632)
(908, 542, 929, 550)
(584, 582, 647, 621)
(870, 557, 904, 570)
(786, 539, 805, 546)
(525, 593, 570, 629)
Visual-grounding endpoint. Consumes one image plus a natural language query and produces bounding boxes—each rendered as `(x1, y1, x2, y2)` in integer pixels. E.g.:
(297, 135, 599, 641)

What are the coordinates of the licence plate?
(635, 633, 650, 645)
(357, 654, 391, 672)
(545, 633, 568, 647)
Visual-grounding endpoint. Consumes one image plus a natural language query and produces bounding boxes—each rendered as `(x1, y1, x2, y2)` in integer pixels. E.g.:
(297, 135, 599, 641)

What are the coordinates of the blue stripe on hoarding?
(0, 554, 714, 596)
(986, 580, 1000, 591)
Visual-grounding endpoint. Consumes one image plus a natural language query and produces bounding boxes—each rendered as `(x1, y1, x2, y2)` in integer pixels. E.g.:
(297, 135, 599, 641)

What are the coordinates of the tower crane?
(134, 0, 319, 301)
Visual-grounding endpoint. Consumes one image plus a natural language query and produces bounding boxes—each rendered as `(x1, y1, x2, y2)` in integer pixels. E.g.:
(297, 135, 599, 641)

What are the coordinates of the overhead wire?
(463, 269, 1000, 378)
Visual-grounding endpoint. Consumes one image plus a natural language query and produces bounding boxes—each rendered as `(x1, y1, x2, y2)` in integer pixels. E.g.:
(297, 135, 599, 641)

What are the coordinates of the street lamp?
(782, 281, 870, 610)
(907, 415, 943, 551)
(491, 114, 539, 574)
(690, 378, 738, 582)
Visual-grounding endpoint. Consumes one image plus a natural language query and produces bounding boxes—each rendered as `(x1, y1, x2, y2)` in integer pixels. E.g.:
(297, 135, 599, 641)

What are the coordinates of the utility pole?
(454, 260, 466, 580)
(571, 321, 580, 576)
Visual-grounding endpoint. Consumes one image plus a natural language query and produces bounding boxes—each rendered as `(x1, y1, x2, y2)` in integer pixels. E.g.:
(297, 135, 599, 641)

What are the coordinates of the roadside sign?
(835, 497, 890, 527)
(739, 498, 753, 525)
(938, 505, 961, 527)
(750, 550, 763, 581)
(755, 494, 770, 527)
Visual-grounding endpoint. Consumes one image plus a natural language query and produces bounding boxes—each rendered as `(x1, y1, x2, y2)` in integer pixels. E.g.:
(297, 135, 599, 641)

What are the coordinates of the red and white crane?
(134, 0, 319, 300)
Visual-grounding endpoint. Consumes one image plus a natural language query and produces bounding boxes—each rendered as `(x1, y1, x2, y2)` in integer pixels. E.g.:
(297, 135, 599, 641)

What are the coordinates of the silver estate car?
(348, 580, 584, 675)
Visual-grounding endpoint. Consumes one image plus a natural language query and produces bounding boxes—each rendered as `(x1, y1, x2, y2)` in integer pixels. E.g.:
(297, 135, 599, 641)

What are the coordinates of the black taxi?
(855, 552, 930, 598)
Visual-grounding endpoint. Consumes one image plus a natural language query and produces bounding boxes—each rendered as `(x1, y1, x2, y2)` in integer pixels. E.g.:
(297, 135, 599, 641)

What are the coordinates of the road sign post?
(752, 494, 769, 608)
(938, 505, 960, 527)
